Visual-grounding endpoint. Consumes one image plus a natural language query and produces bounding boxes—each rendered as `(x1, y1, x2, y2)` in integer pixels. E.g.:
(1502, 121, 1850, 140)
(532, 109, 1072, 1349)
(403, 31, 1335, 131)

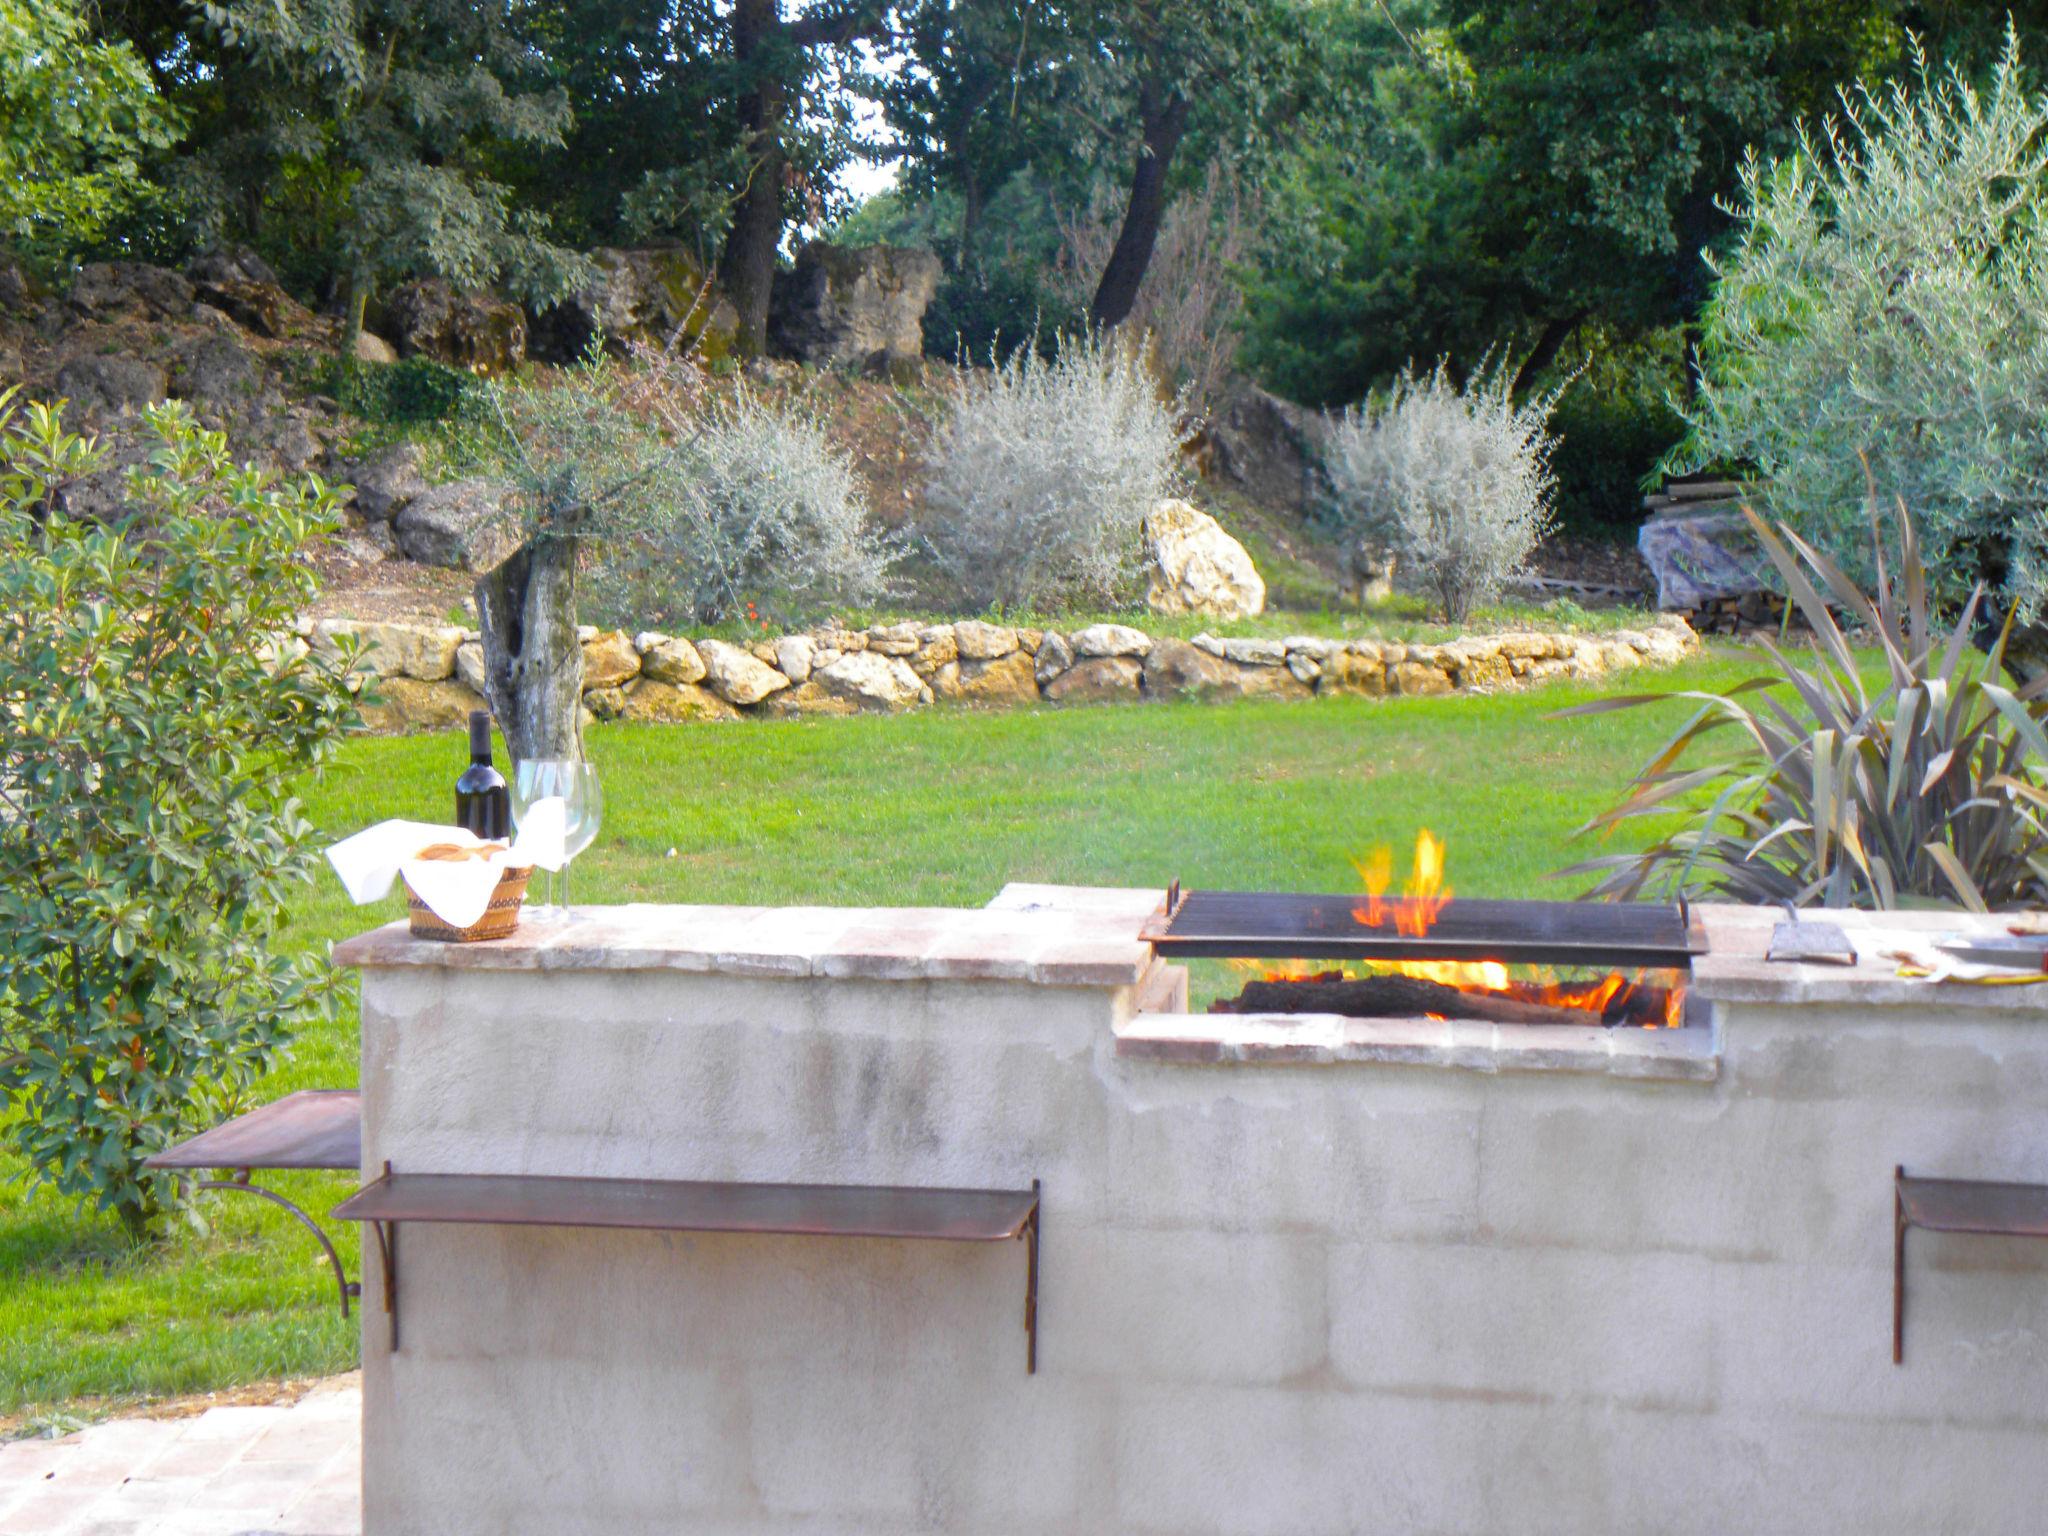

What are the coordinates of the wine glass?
(511, 759, 602, 919)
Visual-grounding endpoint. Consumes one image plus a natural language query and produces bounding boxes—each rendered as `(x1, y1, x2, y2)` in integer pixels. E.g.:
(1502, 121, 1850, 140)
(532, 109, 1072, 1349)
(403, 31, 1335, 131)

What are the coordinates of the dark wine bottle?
(454, 710, 511, 840)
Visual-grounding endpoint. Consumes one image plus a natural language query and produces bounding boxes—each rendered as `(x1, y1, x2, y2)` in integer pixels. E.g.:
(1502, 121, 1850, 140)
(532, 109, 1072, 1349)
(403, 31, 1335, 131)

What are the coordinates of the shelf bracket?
(191, 1169, 360, 1319)
(1022, 1178, 1041, 1375)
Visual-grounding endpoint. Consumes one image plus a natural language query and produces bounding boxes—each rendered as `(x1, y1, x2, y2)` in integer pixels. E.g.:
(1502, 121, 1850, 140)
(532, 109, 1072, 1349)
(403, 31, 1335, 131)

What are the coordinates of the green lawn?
(0, 651, 1756, 1432)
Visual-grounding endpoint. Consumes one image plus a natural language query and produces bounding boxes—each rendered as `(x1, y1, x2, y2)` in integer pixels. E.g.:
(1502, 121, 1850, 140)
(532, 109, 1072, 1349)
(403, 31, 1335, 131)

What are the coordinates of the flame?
(1353, 829, 1450, 937)
(1222, 831, 1687, 1027)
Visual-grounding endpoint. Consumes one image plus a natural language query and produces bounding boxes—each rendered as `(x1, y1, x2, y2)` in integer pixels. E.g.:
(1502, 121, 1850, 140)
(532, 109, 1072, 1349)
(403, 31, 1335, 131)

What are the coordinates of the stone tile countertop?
(332, 887, 1160, 988)
(1687, 901, 2048, 1011)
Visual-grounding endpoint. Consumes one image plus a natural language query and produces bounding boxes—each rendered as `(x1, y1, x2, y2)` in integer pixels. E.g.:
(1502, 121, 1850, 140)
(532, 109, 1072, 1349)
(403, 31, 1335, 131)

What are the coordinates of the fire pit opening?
(1141, 832, 1705, 1029)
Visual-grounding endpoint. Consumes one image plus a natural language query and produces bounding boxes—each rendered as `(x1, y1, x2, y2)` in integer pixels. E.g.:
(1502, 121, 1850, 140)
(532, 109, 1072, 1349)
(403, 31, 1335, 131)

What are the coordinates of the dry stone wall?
(309, 612, 1702, 735)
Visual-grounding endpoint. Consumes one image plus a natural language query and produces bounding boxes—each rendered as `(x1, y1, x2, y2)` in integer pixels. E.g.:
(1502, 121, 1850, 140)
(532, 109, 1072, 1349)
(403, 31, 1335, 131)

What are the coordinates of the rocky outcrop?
(1142, 499, 1265, 619)
(381, 279, 526, 375)
(325, 612, 1702, 734)
(394, 480, 519, 571)
(1205, 376, 1334, 518)
(527, 246, 739, 365)
(54, 353, 166, 417)
(336, 443, 428, 524)
(768, 243, 940, 372)
(69, 263, 195, 322)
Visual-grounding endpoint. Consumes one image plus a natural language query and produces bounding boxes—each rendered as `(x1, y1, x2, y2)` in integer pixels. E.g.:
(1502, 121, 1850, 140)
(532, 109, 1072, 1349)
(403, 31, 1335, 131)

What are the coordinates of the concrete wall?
(349, 907, 2048, 1535)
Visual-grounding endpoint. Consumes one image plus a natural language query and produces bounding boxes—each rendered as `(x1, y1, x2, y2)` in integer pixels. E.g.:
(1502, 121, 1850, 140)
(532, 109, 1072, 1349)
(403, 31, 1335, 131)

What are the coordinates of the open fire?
(1148, 832, 1693, 1029)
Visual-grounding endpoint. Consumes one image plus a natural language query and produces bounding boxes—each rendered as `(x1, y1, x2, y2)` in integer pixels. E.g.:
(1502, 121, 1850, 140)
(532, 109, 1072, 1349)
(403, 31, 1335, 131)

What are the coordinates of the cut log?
(1214, 975, 1593, 1026)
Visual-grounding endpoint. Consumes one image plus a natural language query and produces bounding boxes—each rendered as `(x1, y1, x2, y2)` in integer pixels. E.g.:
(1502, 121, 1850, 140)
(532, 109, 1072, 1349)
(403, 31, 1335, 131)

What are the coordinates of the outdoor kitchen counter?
(1688, 901, 2048, 1010)
(331, 891, 1158, 987)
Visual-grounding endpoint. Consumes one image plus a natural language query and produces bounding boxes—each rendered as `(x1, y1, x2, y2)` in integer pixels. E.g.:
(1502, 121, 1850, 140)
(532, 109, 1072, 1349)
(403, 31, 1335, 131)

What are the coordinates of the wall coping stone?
(332, 901, 1151, 986)
(1114, 1009, 1722, 1082)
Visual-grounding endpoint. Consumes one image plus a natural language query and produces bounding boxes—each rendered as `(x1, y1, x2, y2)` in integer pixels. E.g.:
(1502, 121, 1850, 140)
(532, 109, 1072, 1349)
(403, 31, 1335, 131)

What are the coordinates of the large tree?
(0, 0, 175, 264)
(179, 0, 591, 350)
(716, 0, 894, 352)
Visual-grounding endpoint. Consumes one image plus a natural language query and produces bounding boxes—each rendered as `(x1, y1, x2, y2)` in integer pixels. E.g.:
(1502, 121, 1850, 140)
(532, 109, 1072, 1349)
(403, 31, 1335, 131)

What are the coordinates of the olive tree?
(0, 394, 359, 1236)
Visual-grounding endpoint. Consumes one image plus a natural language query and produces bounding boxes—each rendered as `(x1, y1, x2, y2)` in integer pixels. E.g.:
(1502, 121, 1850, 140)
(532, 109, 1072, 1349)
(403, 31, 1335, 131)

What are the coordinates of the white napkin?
(326, 809, 567, 931)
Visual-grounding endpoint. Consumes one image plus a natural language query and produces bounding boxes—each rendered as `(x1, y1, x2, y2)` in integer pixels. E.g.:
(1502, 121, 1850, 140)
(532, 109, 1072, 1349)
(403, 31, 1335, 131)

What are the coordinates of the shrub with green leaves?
(1674, 35, 2048, 617)
(1558, 498, 2048, 910)
(0, 394, 359, 1236)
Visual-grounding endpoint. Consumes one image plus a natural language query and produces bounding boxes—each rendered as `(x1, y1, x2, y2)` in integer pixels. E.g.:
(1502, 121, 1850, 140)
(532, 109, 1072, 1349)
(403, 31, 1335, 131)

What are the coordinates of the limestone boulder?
(356, 676, 487, 734)
(910, 626, 957, 678)
(698, 638, 791, 706)
(581, 630, 641, 689)
(1195, 634, 1288, 668)
(1317, 649, 1387, 697)
(54, 353, 166, 419)
(1392, 661, 1453, 696)
(865, 622, 922, 656)
(1143, 638, 1238, 697)
(354, 331, 400, 365)
(616, 679, 740, 723)
(767, 242, 941, 372)
(313, 619, 464, 681)
(395, 480, 520, 571)
(774, 635, 817, 684)
(455, 642, 487, 695)
(1034, 632, 1074, 685)
(953, 621, 1018, 661)
(639, 634, 708, 685)
(191, 274, 310, 340)
(760, 680, 860, 718)
(1071, 623, 1153, 659)
(1045, 656, 1143, 703)
(933, 651, 1040, 706)
(338, 442, 427, 523)
(815, 651, 930, 711)
(1142, 500, 1265, 619)
(381, 279, 526, 375)
(527, 246, 739, 365)
(69, 262, 194, 322)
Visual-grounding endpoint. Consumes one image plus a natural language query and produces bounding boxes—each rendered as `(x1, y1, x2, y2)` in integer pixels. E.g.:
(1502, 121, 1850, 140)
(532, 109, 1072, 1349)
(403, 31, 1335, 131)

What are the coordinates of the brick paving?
(0, 1376, 360, 1536)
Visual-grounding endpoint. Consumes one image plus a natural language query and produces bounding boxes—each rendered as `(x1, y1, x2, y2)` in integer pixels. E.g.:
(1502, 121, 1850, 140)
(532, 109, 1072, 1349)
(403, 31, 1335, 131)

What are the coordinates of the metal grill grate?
(1139, 888, 1703, 971)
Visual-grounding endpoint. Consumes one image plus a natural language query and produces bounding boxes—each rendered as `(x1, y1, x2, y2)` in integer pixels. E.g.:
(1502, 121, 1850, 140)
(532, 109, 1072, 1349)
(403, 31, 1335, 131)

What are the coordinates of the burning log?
(1214, 973, 1599, 1027)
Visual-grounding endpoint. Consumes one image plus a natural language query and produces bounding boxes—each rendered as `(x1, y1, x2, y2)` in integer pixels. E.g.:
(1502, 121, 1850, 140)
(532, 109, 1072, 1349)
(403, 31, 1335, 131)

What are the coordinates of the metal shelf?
(334, 1165, 1043, 1372)
(145, 1090, 364, 1316)
(1894, 1165, 2048, 1363)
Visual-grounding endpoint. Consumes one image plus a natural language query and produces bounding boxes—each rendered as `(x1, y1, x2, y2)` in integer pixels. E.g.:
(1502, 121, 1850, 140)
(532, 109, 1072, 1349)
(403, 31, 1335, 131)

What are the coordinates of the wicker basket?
(404, 865, 531, 942)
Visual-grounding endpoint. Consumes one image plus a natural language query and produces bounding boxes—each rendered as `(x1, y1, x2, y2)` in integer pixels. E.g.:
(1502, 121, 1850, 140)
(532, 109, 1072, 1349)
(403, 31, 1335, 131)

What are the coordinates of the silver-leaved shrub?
(1324, 358, 1563, 623)
(0, 394, 359, 1236)
(1675, 35, 2048, 615)
(919, 331, 1192, 612)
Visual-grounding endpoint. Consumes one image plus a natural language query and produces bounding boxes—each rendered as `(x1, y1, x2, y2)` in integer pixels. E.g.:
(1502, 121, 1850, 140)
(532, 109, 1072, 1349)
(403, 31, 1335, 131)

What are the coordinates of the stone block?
(814, 651, 928, 710)
(773, 634, 815, 683)
(759, 679, 860, 717)
(1317, 649, 1386, 695)
(1044, 655, 1142, 702)
(580, 629, 640, 689)
(952, 619, 1018, 660)
(1391, 660, 1452, 695)
(616, 679, 739, 723)
(355, 675, 487, 734)
(933, 650, 1039, 706)
(639, 635, 707, 685)
(697, 638, 790, 705)
(1070, 622, 1152, 658)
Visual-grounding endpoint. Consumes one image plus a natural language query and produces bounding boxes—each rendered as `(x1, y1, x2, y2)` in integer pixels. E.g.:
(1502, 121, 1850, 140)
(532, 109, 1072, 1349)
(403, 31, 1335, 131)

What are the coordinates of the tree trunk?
(1089, 84, 1191, 333)
(340, 269, 369, 362)
(718, 0, 788, 356)
(1511, 310, 1585, 397)
(474, 534, 586, 764)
